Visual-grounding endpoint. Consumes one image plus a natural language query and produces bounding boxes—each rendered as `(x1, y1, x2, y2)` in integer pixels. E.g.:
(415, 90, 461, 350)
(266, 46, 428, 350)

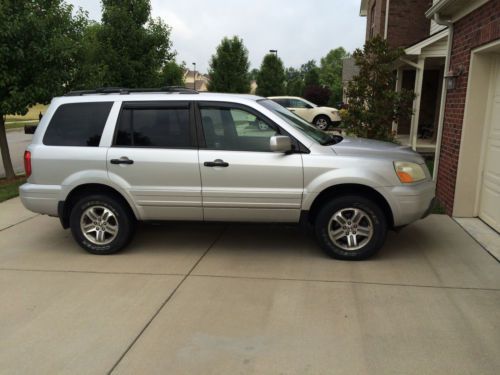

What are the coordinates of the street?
(0, 129, 32, 178)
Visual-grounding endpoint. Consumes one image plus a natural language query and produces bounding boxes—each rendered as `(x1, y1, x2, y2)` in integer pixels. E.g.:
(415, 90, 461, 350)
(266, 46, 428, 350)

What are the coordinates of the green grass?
(0, 177, 26, 203)
(6, 103, 48, 121)
(5, 120, 38, 130)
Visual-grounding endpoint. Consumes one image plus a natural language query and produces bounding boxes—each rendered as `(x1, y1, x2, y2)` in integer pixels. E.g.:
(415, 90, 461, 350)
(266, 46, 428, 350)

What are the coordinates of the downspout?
(432, 12, 453, 180)
(384, 0, 390, 39)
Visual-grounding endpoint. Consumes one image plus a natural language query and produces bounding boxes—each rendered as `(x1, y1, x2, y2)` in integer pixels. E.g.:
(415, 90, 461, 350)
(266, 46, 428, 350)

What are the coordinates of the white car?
(269, 96, 341, 130)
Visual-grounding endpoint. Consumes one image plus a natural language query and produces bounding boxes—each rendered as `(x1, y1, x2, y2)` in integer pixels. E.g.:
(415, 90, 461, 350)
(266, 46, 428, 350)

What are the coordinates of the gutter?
(430, 12, 453, 180)
(384, 0, 390, 39)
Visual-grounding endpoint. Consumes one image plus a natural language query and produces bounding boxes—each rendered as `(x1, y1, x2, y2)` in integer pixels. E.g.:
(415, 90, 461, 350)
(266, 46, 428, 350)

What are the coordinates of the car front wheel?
(69, 194, 135, 255)
(314, 115, 331, 130)
(314, 195, 388, 260)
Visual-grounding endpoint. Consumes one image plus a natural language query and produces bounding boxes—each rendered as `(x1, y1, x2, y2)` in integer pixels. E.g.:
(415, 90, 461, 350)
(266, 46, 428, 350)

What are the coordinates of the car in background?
(269, 96, 341, 130)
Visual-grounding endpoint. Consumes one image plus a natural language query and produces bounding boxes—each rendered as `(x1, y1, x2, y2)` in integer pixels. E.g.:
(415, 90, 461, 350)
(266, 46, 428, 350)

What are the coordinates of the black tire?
(69, 194, 135, 255)
(313, 115, 331, 130)
(314, 195, 387, 260)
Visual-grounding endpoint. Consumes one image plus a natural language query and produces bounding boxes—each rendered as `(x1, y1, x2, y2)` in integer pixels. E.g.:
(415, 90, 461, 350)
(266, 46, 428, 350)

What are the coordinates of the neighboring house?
(341, 57, 359, 103)
(183, 70, 210, 91)
(360, 0, 500, 230)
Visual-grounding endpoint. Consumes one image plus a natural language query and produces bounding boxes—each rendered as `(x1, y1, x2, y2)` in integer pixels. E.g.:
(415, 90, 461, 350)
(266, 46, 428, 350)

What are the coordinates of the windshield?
(301, 98, 318, 108)
(259, 99, 340, 145)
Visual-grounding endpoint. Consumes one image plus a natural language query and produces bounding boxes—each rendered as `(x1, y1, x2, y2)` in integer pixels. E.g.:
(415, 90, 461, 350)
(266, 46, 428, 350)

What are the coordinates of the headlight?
(393, 161, 426, 183)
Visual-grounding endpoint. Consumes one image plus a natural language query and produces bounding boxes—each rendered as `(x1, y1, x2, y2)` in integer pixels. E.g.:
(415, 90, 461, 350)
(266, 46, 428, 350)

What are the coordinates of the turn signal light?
(396, 171, 414, 183)
(24, 150, 32, 177)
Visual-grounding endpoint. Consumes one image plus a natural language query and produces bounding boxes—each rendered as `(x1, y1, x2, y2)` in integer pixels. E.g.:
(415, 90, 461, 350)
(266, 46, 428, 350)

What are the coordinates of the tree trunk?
(0, 114, 16, 180)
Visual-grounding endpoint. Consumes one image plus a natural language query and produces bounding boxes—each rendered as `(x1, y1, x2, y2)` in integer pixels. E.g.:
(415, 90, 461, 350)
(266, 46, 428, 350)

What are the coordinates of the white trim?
(452, 39, 500, 216)
(409, 57, 425, 151)
(474, 58, 498, 216)
(425, 0, 490, 22)
(405, 29, 449, 56)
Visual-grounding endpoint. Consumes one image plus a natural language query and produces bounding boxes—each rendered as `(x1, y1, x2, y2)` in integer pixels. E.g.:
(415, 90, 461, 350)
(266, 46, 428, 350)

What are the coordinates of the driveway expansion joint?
(106, 225, 228, 375)
(0, 268, 186, 277)
(0, 214, 39, 232)
(190, 273, 500, 292)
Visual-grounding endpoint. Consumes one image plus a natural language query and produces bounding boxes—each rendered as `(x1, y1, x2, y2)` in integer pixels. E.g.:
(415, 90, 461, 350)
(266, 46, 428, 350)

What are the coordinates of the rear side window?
(272, 99, 289, 107)
(43, 102, 112, 146)
(114, 107, 191, 148)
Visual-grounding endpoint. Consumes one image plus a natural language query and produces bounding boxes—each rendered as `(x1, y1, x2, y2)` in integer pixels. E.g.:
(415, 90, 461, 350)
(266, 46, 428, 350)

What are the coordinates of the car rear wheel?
(69, 194, 135, 255)
(314, 195, 387, 260)
(314, 115, 330, 130)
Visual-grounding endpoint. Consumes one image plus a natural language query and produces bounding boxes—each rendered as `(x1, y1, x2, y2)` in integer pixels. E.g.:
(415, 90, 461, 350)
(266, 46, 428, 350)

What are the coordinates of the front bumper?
(377, 180, 436, 227)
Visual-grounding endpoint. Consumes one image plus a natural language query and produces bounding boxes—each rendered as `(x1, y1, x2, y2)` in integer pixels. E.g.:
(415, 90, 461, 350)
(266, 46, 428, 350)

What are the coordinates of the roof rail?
(64, 86, 199, 96)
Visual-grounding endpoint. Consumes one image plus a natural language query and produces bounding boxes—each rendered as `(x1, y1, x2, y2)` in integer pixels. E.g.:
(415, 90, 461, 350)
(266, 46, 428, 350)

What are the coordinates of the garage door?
(479, 56, 500, 232)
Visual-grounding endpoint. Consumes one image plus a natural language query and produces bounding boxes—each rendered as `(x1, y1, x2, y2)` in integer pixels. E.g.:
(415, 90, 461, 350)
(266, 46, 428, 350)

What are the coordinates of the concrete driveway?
(1, 198, 499, 375)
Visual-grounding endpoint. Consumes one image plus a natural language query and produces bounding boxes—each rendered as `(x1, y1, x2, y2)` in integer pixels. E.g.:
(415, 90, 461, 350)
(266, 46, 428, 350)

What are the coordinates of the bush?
(303, 85, 331, 106)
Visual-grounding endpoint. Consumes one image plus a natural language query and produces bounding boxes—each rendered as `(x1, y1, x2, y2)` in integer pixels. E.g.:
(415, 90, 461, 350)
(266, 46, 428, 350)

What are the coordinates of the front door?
(288, 98, 313, 123)
(197, 103, 303, 222)
(107, 101, 202, 220)
(479, 57, 500, 232)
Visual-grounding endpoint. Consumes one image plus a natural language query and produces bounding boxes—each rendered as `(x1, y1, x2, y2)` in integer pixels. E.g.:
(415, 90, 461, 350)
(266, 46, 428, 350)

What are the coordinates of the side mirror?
(270, 135, 292, 153)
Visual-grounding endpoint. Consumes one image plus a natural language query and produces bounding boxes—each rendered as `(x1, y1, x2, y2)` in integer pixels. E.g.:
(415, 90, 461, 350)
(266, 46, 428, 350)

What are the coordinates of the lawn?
(0, 177, 26, 203)
(5, 103, 48, 121)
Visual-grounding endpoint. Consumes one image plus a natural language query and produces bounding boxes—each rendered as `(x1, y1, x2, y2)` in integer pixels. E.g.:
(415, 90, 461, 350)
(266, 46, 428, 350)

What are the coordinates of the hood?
(318, 106, 338, 112)
(331, 136, 424, 164)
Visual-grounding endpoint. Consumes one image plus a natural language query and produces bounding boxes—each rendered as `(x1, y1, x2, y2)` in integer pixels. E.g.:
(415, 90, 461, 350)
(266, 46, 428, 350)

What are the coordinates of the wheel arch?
(59, 183, 138, 229)
(307, 184, 394, 228)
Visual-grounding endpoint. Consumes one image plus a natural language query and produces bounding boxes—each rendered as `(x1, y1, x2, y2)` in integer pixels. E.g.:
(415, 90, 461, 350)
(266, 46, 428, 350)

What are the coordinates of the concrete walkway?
(0, 198, 499, 374)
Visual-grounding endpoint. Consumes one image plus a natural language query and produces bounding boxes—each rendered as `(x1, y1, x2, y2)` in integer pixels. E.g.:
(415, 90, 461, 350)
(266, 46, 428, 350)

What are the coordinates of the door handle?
(110, 157, 134, 165)
(204, 159, 229, 167)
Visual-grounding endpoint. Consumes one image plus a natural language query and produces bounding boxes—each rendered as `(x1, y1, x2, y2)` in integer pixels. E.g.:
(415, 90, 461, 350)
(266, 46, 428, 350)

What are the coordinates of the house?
(341, 57, 359, 103)
(183, 70, 210, 91)
(360, 0, 500, 231)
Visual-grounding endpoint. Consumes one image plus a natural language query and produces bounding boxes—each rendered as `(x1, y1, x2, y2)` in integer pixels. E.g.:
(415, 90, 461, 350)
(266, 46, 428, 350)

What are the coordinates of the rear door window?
(114, 105, 192, 148)
(43, 102, 113, 146)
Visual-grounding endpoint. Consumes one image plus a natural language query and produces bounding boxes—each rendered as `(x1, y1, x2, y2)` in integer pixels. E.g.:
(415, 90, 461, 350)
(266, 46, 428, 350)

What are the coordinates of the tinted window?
(44, 102, 112, 146)
(115, 107, 191, 148)
(272, 99, 289, 107)
(201, 107, 277, 152)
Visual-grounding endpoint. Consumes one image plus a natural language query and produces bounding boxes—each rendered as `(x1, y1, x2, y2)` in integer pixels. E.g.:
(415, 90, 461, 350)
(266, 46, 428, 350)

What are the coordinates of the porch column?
(393, 67, 403, 134)
(409, 57, 425, 150)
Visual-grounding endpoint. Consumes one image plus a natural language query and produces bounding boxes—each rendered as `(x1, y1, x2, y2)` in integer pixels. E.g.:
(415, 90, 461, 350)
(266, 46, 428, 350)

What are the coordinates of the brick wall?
(364, 0, 431, 48)
(436, 0, 500, 214)
(386, 0, 431, 48)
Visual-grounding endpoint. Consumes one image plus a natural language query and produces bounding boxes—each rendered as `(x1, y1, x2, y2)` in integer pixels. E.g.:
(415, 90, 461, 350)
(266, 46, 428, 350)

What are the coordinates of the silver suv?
(20, 88, 435, 260)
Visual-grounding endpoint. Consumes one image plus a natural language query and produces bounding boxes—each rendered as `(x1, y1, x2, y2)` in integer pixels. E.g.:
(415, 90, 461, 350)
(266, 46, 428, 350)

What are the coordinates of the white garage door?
(479, 56, 500, 232)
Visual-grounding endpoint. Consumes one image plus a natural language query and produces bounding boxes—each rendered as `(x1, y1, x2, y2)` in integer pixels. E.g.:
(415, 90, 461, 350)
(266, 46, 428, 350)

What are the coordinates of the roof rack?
(64, 86, 199, 96)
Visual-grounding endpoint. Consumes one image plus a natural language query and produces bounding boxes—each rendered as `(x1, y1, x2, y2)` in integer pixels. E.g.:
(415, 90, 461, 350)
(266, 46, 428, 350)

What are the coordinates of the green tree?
(0, 0, 86, 180)
(249, 68, 259, 81)
(301, 60, 320, 87)
(98, 0, 175, 88)
(160, 60, 185, 86)
(256, 54, 286, 97)
(319, 47, 348, 106)
(71, 22, 107, 89)
(207, 36, 251, 93)
(344, 35, 414, 142)
(285, 67, 304, 96)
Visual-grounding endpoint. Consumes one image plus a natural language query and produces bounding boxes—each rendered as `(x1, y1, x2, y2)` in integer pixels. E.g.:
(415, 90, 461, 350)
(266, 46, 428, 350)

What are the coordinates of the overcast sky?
(67, 0, 366, 73)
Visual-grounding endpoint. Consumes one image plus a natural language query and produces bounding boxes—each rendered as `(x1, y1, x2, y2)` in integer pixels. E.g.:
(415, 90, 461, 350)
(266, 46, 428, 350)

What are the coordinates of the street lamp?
(192, 62, 196, 90)
(269, 49, 278, 58)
